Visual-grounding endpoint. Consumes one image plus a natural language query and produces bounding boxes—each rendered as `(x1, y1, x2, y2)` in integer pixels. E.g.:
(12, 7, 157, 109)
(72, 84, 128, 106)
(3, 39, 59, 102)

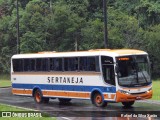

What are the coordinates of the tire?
(93, 93, 107, 107)
(58, 98, 71, 103)
(34, 89, 44, 104)
(122, 101, 135, 107)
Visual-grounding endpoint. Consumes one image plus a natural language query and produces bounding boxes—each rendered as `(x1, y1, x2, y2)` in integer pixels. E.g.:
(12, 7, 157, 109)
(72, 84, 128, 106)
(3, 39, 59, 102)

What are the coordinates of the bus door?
(101, 56, 115, 86)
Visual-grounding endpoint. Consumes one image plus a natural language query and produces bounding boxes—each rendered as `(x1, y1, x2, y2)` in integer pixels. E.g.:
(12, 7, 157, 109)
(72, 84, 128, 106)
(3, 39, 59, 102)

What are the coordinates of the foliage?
(144, 24, 160, 78)
(0, 0, 160, 78)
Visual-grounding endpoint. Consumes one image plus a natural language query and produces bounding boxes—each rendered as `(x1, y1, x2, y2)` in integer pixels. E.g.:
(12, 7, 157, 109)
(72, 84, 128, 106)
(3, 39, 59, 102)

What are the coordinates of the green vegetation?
(0, 104, 55, 119)
(0, 80, 11, 87)
(152, 80, 160, 101)
(0, 74, 11, 87)
(0, 0, 160, 78)
(0, 104, 25, 111)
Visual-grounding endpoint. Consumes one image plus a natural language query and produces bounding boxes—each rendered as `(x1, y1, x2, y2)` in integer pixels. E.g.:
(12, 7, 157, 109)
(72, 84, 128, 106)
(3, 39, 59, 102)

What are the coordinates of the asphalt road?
(0, 87, 160, 120)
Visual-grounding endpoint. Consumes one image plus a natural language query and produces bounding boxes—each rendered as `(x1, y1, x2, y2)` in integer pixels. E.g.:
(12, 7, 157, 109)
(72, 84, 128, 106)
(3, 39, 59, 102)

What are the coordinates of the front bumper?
(116, 90, 152, 102)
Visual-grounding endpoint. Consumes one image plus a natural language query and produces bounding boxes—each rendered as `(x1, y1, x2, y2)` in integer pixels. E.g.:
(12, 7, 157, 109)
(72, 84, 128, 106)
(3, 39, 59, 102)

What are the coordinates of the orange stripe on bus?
(104, 94, 115, 100)
(12, 89, 32, 95)
(43, 91, 90, 98)
(12, 89, 116, 100)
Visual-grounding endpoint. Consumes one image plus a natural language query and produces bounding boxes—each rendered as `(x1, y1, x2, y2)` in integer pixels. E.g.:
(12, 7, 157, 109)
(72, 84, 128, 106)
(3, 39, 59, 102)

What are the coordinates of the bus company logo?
(47, 76, 83, 84)
(136, 96, 141, 100)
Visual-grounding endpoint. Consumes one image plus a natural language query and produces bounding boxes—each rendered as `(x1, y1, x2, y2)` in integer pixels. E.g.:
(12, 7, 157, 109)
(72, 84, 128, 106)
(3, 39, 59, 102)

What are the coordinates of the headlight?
(148, 87, 152, 91)
(147, 87, 152, 93)
(118, 90, 130, 94)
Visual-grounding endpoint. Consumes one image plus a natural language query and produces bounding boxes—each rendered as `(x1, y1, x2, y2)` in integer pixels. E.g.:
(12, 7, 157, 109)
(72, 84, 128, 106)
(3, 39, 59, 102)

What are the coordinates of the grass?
(0, 104, 55, 120)
(0, 80, 11, 87)
(0, 104, 23, 111)
(0, 74, 11, 87)
(152, 80, 160, 101)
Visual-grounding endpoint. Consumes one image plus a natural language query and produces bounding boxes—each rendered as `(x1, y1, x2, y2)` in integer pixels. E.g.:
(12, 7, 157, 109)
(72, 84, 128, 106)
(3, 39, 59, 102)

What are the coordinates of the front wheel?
(122, 101, 135, 107)
(93, 93, 107, 107)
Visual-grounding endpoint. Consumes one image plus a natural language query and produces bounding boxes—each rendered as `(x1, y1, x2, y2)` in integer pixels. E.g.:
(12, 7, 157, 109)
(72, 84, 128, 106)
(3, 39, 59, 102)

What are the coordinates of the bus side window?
(79, 57, 88, 71)
(49, 58, 62, 71)
(95, 56, 100, 72)
(41, 59, 49, 71)
(24, 59, 30, 71)
(36, 59, 42, 71)
(30, 59, 35, 71)
(64, 57, 78, 71)
(54, 58, 62, 71)
(64, 58, 68, 71)
(88, 57, 96, 71)
(79, 57, 98, 72)
(13, 59, 23, 72)
(50, 58, 54, 71)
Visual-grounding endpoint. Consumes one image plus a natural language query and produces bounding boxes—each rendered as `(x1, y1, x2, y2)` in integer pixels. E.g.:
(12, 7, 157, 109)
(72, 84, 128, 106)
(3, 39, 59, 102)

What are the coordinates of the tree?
(20, 0, 50, 53)
(144, 24, 160, 78)
(0, 0, 17, 73)
(46, 1, 87, 51)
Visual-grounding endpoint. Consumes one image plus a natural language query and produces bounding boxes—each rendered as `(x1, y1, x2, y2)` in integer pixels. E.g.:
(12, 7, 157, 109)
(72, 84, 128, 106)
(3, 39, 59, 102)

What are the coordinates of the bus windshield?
(116, 55, 151, 87)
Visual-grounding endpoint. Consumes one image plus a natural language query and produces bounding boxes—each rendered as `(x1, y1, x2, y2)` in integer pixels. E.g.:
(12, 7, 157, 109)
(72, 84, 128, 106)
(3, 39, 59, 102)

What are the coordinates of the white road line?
(60, 117, 72, 120)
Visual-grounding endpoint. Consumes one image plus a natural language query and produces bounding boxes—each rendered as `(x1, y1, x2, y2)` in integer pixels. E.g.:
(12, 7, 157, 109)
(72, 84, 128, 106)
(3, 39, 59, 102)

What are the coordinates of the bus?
(11, 49, 152, 107)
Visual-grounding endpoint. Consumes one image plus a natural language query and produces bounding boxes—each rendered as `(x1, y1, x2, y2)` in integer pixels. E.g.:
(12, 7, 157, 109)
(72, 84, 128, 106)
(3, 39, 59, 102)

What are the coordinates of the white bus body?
(11, 49, 152, 107)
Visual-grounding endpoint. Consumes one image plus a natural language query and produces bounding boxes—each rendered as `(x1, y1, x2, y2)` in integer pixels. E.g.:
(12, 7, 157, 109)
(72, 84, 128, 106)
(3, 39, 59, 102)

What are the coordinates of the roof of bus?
(12, 49, 148, 59)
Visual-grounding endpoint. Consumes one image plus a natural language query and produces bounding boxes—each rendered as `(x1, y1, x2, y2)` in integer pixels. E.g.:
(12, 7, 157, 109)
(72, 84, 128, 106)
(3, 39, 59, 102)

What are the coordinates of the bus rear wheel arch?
(91, 91, 107, 107)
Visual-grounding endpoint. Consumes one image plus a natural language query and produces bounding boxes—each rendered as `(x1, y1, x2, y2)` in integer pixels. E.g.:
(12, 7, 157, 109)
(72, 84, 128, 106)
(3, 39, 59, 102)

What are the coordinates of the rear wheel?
(122, 101, 135, 107)
(93, 93, 107, 107)
(58, 98, 71, 103)
(34, 89, 44, 104)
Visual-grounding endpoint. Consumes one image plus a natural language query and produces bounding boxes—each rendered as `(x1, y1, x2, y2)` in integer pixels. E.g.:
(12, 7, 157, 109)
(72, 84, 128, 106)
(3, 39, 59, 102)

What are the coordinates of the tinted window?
(64, 57, 78, 71)
(42, 59, 49, 71)
(79, 57, 99, 71)
(101, 56, 115, 85)
(13, 59, 23, 72)
(24, 59, 30, 71)
(79, 57, 87, 71)
(36, 58, 49, 71)
(49, 58, 62, 71)
(36, 59, 42, 71)
(88, 57, 96, 71)
(30, 59, 35, 71)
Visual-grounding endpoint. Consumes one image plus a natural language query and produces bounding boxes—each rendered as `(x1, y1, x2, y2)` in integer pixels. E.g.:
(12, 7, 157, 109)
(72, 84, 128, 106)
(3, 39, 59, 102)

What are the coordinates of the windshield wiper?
(129, 57, 139, 87)
(139, 69, 149, 84)
(129, 72, 137, 87)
